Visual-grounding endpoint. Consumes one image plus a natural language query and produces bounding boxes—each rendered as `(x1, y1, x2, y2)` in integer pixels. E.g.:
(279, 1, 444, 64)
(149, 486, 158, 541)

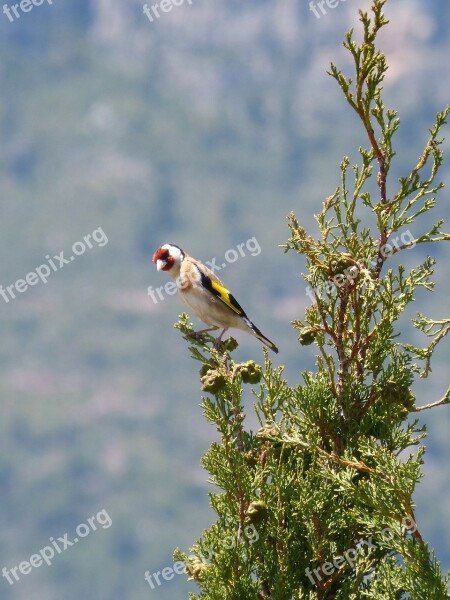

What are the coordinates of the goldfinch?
(152, 243, 278, 353)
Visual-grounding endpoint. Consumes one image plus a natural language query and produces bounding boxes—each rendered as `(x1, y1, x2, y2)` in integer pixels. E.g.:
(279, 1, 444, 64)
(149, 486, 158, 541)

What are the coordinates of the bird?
(152, 243, 278, 353)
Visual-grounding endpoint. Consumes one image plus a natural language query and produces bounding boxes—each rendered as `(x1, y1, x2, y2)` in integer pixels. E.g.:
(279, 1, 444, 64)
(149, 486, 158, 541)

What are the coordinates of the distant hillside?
(1, 2, 449, 599)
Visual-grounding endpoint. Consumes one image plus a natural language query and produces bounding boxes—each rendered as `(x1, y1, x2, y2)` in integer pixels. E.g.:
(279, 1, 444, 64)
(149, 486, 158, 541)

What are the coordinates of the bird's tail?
(244, 318, 279, 353)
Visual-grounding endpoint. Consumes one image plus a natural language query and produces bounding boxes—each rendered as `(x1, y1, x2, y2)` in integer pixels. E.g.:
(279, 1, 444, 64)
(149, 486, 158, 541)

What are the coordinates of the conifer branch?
(414, 387, 450, 412)
(179, 2, 450, 597)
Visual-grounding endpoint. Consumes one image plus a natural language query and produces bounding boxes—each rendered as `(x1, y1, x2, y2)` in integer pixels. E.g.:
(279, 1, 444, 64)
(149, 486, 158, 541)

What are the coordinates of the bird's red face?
(152, 247, 173, 271)
(152, 244, 184, 272)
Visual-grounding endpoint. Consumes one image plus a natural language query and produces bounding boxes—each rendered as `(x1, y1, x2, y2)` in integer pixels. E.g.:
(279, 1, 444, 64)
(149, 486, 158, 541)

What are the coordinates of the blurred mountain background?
(0, 0, 449, 598)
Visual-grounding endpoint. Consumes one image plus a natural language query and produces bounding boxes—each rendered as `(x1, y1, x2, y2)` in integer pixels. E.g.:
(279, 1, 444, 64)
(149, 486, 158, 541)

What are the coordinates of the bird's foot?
(190, 327, 218, 342)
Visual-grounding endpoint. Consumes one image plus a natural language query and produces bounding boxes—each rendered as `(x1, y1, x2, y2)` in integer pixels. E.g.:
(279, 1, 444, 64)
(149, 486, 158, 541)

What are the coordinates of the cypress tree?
(174, 2, 450, 597)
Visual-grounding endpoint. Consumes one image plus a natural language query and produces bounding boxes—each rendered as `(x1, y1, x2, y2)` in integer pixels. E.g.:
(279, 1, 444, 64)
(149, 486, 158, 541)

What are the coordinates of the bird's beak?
(156, 259, 165, 271)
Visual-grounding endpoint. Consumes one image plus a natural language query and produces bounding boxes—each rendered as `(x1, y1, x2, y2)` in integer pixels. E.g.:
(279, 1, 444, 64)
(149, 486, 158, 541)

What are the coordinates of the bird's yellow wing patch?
(197, 268, 248, 318)
(209, 280, 244, 316)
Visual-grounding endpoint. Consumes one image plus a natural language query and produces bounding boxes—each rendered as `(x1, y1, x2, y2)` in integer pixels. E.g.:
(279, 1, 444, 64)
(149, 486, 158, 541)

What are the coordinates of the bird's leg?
(213, 327, 229, 349)
(192, 326, 219, 339)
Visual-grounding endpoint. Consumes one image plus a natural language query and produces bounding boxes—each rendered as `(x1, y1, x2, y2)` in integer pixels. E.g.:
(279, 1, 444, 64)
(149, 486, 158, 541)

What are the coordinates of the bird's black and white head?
(152, 244, 185, 272)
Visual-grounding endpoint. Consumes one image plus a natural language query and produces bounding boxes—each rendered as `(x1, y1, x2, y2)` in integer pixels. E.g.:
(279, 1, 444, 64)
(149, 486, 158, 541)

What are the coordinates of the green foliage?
(175, 2, 450, 598)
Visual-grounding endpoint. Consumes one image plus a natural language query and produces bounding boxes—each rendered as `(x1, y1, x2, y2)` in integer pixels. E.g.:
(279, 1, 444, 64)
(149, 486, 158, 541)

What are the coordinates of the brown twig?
(414, 391, 450, 412)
